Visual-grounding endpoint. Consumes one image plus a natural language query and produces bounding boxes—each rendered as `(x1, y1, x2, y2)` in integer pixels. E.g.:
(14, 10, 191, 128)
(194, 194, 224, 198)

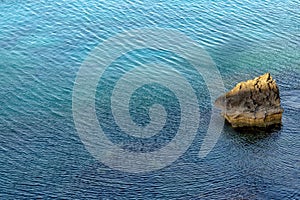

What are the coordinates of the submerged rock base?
(215, 73, 284, 128)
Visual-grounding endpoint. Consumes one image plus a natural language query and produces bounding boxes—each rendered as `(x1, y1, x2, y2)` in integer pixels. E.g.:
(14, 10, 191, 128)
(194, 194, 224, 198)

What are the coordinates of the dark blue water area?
(0, 0, 299, 199)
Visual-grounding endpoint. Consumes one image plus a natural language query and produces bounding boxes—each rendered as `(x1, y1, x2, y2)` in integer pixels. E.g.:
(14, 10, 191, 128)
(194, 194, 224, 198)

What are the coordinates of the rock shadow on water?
(223, 120, 282, 143)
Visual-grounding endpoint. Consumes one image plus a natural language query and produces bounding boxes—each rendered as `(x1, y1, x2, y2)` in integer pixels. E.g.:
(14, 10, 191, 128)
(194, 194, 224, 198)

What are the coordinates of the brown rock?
(215, 73, 284, 128)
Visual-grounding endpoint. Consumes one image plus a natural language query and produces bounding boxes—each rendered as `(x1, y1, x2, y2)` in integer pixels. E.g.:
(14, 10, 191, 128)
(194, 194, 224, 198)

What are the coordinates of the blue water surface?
(0, 0, 299, 199)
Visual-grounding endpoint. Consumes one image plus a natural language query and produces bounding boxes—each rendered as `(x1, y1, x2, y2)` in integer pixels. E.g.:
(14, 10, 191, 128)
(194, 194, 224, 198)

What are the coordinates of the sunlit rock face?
(215, 73, 284, 128)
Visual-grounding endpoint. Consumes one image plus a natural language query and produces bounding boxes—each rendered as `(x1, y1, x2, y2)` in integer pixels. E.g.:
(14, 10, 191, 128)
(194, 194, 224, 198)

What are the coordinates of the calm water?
(0, 0, 299, 199)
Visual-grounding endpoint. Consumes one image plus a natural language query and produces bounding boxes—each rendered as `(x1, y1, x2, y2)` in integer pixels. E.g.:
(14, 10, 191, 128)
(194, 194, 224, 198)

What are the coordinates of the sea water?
(0, 0, 299, 199)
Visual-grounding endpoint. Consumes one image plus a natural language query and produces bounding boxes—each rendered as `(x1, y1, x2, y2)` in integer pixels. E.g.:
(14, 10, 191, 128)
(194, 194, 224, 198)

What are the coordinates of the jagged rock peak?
(215, 73, 284, 128)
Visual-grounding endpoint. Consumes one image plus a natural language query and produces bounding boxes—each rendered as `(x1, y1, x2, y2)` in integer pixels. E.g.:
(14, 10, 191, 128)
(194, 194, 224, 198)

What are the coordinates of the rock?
(215, 73, 284, 128)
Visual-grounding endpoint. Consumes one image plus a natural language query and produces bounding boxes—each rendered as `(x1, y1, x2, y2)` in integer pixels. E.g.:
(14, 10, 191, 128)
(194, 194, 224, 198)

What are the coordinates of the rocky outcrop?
(215, 73, 284, 128)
